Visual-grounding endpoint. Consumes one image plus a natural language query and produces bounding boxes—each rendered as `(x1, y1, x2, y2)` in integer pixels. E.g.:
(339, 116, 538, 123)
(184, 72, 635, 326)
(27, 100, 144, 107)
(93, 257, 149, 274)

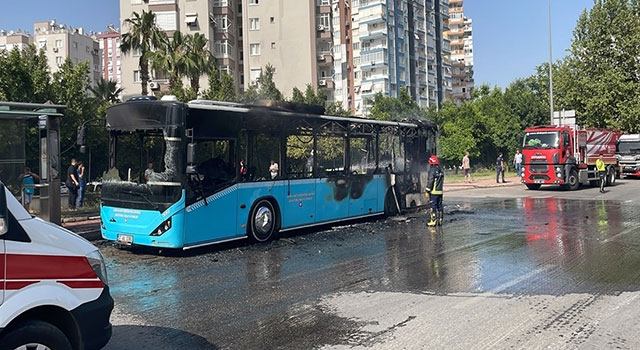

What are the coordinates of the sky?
(0, 0, 594, 89)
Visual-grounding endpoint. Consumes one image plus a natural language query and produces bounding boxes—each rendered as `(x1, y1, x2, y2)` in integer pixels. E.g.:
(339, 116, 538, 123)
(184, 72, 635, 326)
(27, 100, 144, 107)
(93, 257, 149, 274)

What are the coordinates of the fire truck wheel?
(526, 184, 541, 190)
(0, 320, 72, 350)
(568, 169, 580, 191)
(606, 168, 616, 186)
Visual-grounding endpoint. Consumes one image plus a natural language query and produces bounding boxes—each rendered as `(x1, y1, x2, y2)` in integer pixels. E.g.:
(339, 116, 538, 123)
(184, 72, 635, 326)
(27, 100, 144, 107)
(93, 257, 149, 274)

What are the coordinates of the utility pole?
(548, 0, 554, 125)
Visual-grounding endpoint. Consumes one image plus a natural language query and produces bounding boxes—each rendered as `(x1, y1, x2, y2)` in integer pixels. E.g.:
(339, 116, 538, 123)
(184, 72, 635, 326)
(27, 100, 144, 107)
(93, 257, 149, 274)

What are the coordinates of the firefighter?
(425, 155, 445, 227)
(596, 153, 606, 193)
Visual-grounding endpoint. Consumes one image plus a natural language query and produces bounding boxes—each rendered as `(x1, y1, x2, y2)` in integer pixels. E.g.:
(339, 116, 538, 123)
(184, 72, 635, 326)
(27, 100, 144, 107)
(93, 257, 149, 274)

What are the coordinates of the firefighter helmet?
(428, 155, 439, 165)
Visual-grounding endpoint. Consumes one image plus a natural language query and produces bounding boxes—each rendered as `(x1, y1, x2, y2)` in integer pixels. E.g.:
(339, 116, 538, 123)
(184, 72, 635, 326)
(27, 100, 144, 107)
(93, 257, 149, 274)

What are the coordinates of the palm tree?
(89, 78, 123, 104)
(149, 31, 187, 90)
(120, 10, 163, 96)
(184, 33, 215, 95)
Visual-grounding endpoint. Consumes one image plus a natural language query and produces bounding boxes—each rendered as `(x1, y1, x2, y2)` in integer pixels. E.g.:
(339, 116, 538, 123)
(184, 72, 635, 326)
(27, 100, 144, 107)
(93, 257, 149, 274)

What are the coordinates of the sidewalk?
(444, 176, 523, 192)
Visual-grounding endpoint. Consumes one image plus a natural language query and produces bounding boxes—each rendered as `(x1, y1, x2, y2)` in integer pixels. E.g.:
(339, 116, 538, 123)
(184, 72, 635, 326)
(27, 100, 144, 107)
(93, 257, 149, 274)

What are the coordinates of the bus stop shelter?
(0, 101, 66, 225)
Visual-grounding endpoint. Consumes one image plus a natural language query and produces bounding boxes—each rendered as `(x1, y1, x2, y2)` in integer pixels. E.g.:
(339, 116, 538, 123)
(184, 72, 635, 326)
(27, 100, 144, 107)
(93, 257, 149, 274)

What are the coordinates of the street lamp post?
(548, 0, 554, 125)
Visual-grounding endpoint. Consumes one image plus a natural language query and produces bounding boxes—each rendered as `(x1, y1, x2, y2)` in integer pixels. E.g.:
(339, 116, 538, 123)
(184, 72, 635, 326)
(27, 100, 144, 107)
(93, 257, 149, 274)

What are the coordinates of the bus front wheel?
(249, 199, 278, 242)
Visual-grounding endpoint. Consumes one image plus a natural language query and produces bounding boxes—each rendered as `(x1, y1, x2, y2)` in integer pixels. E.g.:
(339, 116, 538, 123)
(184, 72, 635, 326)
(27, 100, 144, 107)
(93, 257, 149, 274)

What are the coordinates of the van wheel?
(248, 199, 277, 242)
(0, 320, 72, 350)
(526, 184, 541, 190)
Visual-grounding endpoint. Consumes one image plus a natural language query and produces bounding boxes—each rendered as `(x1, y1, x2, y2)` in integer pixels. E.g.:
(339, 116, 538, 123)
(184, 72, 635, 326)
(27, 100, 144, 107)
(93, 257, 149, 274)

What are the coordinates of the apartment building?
(0, 21, 102, 87)
(0, 30, 31, 52)
(33, 20, 102, 86)
(446, 0, 473, 102)
(331, 0, 453, 116)
(93, 25, 123, 91)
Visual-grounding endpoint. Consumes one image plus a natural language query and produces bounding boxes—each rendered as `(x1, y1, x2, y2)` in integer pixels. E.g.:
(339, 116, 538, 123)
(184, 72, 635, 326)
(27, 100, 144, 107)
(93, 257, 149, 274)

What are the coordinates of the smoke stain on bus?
(327, 175, 374, 202)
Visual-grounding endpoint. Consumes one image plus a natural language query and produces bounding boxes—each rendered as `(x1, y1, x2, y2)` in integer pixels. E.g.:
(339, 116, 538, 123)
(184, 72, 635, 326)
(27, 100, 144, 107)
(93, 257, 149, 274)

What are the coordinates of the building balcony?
(318, 78, 334, 89)
(359, 12, 386, 25)
(360, 29, 387, 41)
(317, 53, 334, 64)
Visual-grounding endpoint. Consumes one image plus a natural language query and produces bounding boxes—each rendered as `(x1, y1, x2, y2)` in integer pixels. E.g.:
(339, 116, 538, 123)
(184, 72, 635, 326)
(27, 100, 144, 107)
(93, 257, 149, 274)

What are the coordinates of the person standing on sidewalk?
(76, 161, 86, 207)
(462, 152, 472, 183)
(66, 158, 79, 210)
(19, 167, 40, 212)
(596, 153, 606, 193)
(513, 149, 523, 177)
(496, 152, 506, 183)
(425, 155, 445, 227)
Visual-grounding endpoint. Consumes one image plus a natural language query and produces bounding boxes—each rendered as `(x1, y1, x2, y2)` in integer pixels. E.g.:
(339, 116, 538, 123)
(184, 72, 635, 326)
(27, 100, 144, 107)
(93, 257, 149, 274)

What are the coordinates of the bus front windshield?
(523, 131, 560, 149)
(101, 131, 184, 212)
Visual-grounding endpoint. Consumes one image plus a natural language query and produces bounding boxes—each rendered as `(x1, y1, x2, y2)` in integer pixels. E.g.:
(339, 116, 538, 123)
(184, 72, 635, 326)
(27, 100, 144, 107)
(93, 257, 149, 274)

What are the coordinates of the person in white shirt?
(513, 150, 523, 177)
(269, 160, 279, 179)
(144, 163, 154, 182)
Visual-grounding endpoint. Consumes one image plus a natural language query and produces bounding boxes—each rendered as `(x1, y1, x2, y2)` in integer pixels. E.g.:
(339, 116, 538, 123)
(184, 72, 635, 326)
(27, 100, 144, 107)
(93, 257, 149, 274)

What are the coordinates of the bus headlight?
(151, 217, 172, 236)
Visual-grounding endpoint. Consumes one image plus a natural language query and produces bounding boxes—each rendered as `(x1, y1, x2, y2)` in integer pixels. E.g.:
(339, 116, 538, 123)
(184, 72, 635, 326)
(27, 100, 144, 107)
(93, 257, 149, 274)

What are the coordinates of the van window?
(2, 212, 30, 242)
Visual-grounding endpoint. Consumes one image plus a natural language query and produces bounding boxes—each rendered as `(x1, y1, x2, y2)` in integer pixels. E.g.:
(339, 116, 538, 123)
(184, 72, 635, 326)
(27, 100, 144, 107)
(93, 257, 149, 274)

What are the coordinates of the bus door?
(281, 179, 316, 228)
(348, 137, 379, 216)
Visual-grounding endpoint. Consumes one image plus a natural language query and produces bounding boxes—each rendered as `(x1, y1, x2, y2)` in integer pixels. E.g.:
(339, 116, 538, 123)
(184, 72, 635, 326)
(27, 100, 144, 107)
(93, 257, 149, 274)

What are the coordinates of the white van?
(0, 182, 113, 350)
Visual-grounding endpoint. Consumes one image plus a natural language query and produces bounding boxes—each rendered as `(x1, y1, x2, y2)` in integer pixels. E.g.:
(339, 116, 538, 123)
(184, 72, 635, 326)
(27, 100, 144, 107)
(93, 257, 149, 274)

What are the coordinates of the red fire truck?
(521, 124, 621, 190)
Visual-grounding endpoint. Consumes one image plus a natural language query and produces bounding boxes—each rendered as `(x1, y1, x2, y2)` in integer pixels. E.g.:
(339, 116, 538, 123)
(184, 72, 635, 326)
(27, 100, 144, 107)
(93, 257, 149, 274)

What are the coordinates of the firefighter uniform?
(426, 155, 444, 227)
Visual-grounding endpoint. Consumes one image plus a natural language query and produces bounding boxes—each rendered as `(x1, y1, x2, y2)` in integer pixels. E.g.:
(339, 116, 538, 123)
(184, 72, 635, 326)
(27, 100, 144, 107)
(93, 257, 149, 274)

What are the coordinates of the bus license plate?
(535, 179, 543, 183)
(117, 234, 133, 244)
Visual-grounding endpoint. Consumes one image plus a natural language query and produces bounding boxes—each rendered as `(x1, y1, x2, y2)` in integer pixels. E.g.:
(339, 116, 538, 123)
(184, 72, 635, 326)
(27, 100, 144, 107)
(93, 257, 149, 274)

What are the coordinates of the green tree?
(568, 0, 640, 131)
(121, 10, 164, 96)
(368, 87, 422, 121)
(0, 45, 52, 103)
(184, 33, 215, 94)
(201, 67, 237, 102)
(257, 64, 283, 101)
(150, 31, 186, 90)
(89, 77, 123, 105)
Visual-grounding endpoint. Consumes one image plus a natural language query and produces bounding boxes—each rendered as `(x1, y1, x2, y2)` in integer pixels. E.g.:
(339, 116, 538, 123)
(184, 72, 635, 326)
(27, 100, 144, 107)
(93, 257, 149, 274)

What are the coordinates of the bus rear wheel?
(249, 199, 278, 242)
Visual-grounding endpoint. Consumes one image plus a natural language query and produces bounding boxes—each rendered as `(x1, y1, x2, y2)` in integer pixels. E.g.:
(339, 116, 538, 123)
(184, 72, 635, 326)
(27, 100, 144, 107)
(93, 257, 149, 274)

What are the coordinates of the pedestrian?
(513, 149, 523, 177)
(76, 161, 86, 207)
(269, 159, 279, 179)
(496, 152, 506, 183)
(596, 153, 606, 193)
(425, 155, 445, 227)
(19, 167, 40, 212)
(239, 160, 248, 181)
(66, 158, 79, 210)
(144, 163, 154, 183)
(564, 150, 576, 184)
(461, 152, 472, 183)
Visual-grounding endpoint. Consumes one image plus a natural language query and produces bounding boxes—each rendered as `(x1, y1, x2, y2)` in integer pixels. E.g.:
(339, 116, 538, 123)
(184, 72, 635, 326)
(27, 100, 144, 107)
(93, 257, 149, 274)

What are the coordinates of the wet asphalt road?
(100, 179, 640, 349)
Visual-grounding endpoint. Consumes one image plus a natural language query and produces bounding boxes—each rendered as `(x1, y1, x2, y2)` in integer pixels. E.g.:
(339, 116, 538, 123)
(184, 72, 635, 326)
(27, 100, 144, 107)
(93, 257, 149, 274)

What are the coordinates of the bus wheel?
(606, 168, 616, 186)
(567, 170, 580, 191)
(0, 320, 72, 350)
(525, 184, 541, 190)
(249, 199, 277, 242)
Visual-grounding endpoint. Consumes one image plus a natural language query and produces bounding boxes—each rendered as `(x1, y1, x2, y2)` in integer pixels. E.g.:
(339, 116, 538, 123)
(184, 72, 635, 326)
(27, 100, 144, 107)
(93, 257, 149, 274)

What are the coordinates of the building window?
(271, 42, 276, 49)
(353, 42, 360, 50)
(131, 0, 142, 4)
(321, 0, 330, 5)
(250, 43, 260, 55)
(250, 67, 261, 84)
(215, 15, 230, 32)
(134, 70, 141, 82)
(55, 40, 63, 48)
(248, 0, 258, 4)
(214, 40, 231, 57)
(155, 11, 177, 31)
(55, 56, 63, 65)
(249, 18, 260, 30)
(318, 13, 330, 28)
(73, 42, 78, 50)
(213, 0, 228, 6)
(38, 40, 47, 49)
(270, 17, 275, 24)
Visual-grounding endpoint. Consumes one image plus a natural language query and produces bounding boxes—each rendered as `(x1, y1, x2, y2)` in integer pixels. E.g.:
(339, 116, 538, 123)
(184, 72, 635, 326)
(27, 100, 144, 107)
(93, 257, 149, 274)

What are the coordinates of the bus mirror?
(187, 143, 197, 165)
(186, 165, 198, 175)
(0, 182, 8, 236)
